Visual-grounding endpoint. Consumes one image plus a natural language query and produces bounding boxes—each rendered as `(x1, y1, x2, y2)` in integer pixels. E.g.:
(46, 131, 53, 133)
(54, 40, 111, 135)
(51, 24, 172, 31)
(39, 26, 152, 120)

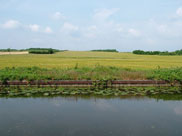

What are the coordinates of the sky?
(0, 0, 182, 51)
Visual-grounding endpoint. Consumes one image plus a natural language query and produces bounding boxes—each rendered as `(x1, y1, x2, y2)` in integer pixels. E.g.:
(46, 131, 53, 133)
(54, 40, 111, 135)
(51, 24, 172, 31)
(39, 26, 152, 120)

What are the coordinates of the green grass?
(148, 67, 182, 82)
(0, 66, 148, 82)
(1, 66, 182, 82)
(1, 51, 182, 70)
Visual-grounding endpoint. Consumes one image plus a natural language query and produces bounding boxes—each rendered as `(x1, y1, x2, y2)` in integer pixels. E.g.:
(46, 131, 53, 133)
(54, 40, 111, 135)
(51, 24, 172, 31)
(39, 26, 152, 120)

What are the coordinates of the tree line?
(0, 48, 26, 52)
(91, 49, 119, 52)
(0, 48, 61, 54)
(28, 48, 60, 54)
(133, 50, 182, 55)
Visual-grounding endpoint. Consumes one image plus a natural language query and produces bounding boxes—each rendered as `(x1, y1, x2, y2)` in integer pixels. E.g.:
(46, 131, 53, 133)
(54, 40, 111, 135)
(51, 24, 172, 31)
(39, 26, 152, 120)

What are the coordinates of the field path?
(0, 52, 29, 55)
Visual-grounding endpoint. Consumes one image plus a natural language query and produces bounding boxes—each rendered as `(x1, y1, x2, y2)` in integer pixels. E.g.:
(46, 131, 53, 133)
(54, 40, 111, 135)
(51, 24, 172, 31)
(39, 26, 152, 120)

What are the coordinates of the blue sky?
(0, 0, 182, 51)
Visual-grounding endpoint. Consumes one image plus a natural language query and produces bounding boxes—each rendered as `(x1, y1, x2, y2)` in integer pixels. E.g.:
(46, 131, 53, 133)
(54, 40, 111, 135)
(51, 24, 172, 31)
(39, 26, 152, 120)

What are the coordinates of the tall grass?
(0, 66, 149, 82)
(1, 65, 182, 83)
(148, 67, 182, 83)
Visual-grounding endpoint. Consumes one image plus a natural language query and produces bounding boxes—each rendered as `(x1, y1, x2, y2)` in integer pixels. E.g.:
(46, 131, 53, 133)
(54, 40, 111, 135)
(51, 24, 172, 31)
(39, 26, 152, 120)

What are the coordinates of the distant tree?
(91, 49, 119, 52)
(28, 48, 60, 54)
(48, 49, 54, 54)
(7, 48, 11, 52)
(133, 49, 182, 56)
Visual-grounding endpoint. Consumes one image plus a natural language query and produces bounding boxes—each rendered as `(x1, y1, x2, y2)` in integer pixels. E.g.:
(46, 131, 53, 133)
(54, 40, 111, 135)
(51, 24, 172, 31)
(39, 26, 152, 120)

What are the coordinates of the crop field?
(0, 51, 182, 70)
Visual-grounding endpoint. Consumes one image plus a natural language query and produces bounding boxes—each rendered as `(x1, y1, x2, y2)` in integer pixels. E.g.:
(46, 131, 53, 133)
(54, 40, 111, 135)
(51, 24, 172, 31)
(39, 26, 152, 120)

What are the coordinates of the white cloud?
(62, 22, 78, 32)
(52, 12, 66, 20)
(93, 8, 120, 21)
(29, 24, 39, 32)
(176, 8, 182, 17)
(1, 20, 20, 29)
(44, 26, 53, 33)
(128, 28, 141, 37)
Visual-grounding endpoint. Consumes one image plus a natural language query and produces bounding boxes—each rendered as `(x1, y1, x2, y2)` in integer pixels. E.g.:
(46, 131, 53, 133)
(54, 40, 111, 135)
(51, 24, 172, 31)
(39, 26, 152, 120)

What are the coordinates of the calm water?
(0, 96, 182, 136)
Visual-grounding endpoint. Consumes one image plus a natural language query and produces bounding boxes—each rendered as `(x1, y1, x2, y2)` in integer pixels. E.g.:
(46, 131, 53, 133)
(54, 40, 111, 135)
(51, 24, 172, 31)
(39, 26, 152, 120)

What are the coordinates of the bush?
(148, 67, 182, 83)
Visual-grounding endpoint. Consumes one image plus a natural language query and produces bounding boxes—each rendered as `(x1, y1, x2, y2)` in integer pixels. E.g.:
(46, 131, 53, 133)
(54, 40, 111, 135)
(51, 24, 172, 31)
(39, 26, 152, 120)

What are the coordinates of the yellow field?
(0, 51, 182, 70)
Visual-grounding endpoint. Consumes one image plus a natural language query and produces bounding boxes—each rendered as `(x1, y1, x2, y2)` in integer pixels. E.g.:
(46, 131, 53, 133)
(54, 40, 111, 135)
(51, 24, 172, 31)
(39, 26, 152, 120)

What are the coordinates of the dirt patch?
(0, 52, 29, 55)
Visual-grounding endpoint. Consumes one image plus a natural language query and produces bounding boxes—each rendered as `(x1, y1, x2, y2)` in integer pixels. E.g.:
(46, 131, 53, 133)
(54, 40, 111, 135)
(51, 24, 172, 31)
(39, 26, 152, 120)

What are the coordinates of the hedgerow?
(91, 49, 119, 52)
(133, 49, 182, 56)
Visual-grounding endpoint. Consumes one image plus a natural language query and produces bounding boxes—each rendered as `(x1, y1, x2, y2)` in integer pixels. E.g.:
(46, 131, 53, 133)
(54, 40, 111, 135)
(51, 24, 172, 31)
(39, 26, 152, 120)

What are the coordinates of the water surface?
(0, 96, 182, 136)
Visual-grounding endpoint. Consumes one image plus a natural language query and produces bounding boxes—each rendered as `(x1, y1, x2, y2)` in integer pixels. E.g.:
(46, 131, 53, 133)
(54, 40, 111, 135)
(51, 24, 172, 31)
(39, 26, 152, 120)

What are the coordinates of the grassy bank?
(0, 66, 147, 82)
(0, 66, 182, 83)
(0, 65, 182, 97)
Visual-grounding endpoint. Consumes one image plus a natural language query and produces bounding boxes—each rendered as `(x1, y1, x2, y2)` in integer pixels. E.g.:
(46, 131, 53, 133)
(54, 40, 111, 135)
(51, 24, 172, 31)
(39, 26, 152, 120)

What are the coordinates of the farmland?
(1, 51, 182, 70)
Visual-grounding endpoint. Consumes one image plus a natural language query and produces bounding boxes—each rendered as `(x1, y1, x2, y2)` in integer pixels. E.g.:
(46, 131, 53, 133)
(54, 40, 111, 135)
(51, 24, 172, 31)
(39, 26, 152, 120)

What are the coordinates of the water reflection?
(174, 105, 182, 115)
(0, 96, 182, 136)
(92, 99, 117, 112)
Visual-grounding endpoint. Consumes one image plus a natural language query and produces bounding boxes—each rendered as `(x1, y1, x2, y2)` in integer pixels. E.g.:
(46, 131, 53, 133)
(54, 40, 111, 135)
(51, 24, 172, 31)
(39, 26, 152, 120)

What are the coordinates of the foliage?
(147, 67, 182, 83)
(91, 49, 119, 52)
(0, 66, 148, 82)
(0, 48, 20, 52)
(28, 48, 59, 54)
(28, 48, 60, 52)
(1, 66, 182, 83)
(0, 48, 60, 54)
(133, 49, 182, 56)
(1, 86, 182, 97)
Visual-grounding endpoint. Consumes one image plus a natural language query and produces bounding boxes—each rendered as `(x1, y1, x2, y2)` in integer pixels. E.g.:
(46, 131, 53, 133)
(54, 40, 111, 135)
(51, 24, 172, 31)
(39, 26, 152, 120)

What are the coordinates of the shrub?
(147, 67, 182, 83)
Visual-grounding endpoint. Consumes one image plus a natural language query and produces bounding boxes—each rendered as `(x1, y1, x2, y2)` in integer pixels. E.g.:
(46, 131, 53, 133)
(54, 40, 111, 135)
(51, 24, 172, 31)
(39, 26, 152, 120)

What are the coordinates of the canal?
(0, 96, 182, 136)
